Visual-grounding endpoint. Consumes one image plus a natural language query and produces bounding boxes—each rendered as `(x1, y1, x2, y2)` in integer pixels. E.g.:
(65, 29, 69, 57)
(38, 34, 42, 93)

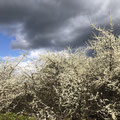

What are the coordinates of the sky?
(0, 0, 120, 58)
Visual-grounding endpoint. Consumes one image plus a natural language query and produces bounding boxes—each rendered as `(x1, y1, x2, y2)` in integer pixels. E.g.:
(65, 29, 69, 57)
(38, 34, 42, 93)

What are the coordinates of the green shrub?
(0, 112, 35, 120)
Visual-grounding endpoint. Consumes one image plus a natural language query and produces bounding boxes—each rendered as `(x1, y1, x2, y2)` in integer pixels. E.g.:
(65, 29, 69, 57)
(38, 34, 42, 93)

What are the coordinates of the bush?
(23, 49, 88, 119)
(0, 22, 120, 120)
(0, 112, 35, 120)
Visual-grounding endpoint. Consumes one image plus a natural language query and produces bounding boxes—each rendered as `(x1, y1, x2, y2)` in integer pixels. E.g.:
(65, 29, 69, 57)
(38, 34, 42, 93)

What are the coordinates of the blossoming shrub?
(0, 23, 120, 120)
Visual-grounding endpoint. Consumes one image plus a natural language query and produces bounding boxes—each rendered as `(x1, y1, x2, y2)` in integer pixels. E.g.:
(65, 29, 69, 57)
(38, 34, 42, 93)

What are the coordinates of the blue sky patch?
(0, 33, 20, 57)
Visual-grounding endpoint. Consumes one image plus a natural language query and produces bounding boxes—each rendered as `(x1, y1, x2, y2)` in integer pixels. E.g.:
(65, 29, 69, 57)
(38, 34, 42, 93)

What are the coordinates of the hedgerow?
(0, 22, 120, 120)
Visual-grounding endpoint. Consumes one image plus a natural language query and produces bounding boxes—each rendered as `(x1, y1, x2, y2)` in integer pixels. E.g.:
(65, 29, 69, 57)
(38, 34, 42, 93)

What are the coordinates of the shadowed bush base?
(0, 23, 120, 120)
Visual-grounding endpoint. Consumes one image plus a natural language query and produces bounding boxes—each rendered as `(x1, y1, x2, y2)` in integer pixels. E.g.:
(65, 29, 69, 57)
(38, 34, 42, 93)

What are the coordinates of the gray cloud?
(0, 0, 120, 50)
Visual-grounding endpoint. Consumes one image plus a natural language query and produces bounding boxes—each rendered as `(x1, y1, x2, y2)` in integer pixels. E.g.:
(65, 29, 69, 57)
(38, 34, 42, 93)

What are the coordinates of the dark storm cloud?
(0, 0, 120, 50)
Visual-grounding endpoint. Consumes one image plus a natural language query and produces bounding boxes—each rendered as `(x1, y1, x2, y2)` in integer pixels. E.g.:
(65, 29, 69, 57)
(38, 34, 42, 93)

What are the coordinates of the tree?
(84, 22, 120, 120)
